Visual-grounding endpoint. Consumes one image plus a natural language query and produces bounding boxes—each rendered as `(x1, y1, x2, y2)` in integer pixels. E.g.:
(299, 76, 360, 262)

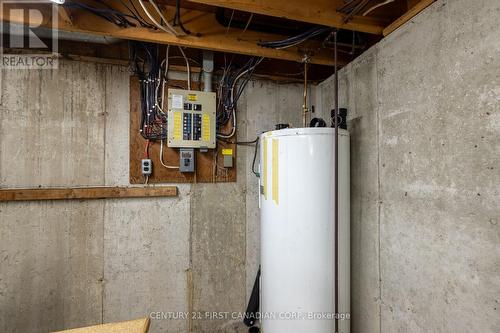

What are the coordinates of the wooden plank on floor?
(51, 318, 150, 333)
(383, 0, 435, 36)
(0, 186, 178, 202)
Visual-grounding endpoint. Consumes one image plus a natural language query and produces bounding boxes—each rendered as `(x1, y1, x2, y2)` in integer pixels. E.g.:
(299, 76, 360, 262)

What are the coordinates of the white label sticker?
(172, 95, 183, 109)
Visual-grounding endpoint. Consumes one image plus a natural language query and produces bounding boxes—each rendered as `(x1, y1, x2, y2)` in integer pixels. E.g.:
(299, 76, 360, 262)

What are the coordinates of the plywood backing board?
(129, 76, 237, 184)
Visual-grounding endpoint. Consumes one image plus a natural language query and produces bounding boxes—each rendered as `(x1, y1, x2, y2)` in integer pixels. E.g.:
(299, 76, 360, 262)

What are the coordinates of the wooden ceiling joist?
(0, 2, 343, 66)
(383, 0, 435, 36)
(185, 0, 387, 35)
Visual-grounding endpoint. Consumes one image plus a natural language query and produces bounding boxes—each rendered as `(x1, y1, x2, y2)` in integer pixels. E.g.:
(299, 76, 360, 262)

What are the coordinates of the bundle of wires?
(130, 42, 168, 141)
(217, 57, 264, 138)
(258, 26, 332, 49)
(63, 0, 156, 29)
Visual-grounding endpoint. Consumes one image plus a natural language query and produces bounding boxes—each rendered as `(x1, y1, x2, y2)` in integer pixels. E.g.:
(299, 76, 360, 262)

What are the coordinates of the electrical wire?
(149, 0, 181, 35)
(225, 10, 235, 34)
(178, 46, 191, 90)
(137, 0, 179, 36)
(131, 42, 168, 141)
(230, 137, 260, 177)
(174, 0, 191, 35)
(338, 0, 372, 22)
(160, 140, 180, 169)
(160, 45, 170, 111)
(124, 0, 152, 25)
(258, 26, 332, 49)
(238, 13, 254, 38)
(217, 57, 263, 138)
(362, 0, 395, 15)
(64, 1, 139, 28)
(118, 0, 156, 28)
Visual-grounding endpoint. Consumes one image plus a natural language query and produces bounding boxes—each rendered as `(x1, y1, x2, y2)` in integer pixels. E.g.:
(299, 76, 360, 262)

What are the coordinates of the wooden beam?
(0, 2, 340, 66)
(0, 186, 178, 202)
(186, 0, 387, 35)
(383, 0, 435, 36)
(57, 6, 72, 26)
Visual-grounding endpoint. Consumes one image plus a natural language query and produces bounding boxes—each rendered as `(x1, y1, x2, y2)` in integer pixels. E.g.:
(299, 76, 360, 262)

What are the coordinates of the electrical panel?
(167, 89, 216, 149)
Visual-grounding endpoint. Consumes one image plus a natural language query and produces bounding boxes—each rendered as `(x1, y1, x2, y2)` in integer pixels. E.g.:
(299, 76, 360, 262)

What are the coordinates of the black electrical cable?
(130, 42, 168, 141)
(118, 0, 156, 28)
(258, 26, 332, 49)
(236, 138, 259, 145)
(64, 1, 138, 28)
(216, 57, 263, 136)
(251, 138, 260, 177)
(174, 0, 191, 35)
(65, 0, 157, 29)
(219, 137, 260, 176)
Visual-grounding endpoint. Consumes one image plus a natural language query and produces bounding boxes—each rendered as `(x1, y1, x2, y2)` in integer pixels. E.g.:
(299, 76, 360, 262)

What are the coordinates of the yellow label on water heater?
(272, 138, 279, 205)
(263, 138, 268, 200)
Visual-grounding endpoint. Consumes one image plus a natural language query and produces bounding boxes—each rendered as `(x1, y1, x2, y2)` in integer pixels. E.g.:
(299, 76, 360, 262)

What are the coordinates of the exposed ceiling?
(0, 0, 435, 81)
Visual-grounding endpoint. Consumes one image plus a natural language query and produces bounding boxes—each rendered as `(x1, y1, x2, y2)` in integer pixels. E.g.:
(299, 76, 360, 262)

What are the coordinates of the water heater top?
(262, 127, 350, 138)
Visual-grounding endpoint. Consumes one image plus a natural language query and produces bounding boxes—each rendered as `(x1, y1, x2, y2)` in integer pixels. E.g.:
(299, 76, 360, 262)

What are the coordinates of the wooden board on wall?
(129, 76, 237, 184)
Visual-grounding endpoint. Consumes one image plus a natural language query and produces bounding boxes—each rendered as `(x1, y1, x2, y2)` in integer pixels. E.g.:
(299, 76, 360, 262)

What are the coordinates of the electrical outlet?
(141, 159, 152, 175)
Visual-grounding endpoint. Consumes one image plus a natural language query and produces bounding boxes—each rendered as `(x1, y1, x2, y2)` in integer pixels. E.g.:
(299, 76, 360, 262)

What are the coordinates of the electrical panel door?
(167, 89, 216, 149)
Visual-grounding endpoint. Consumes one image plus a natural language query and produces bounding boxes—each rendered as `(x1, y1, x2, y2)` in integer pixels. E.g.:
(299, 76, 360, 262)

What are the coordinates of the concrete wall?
(2, 0, 499, 332)
(0, 61, 303, 332)
(314, 0, 500, 331)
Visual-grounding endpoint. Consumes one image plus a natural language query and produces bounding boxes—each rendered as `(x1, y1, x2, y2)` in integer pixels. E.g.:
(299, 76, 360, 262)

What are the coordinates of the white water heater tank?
(259, 127, 350, 333)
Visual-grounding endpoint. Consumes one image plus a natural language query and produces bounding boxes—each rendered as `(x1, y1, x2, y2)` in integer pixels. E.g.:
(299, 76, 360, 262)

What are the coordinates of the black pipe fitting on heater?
(310, 117, 327, 127)
(331, 108, 348, 130)
(275, 123, 290, 130)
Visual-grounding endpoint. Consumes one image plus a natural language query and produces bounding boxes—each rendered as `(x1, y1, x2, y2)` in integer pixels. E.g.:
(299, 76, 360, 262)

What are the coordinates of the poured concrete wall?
(314, 0, 500, 331)
(2, 0, 499, 332)
(0, 62, 302, 333)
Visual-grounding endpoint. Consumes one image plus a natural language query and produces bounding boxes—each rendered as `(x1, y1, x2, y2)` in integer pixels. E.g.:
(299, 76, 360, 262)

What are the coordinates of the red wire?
(144, 140, 150, 158)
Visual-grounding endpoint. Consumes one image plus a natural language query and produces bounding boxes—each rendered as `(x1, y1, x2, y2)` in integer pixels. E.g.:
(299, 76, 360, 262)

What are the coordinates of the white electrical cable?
(362, 0, 395, 16)
(155, 60, 163, 113)
(138, 0, 178, 36)
(149, 0, 182, 35)
(161, 45, 170, 111)
(178, 46, 191, 90)
(156, 45, 170, 114)
(160, 140, 180, 169)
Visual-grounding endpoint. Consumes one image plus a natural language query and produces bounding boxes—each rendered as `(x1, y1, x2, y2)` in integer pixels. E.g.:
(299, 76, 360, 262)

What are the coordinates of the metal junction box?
(167, 89, 216, 149)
